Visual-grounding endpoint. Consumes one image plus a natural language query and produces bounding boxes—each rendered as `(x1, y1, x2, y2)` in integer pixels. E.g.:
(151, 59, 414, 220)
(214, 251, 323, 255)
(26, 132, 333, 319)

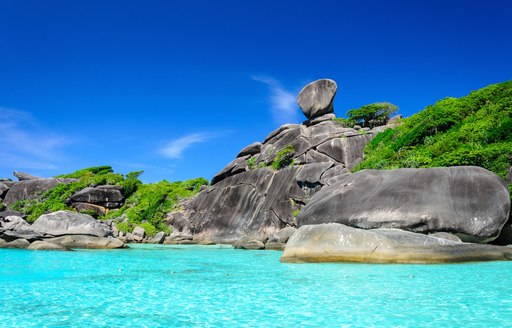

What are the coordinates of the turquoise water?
(1, 245, 512, 327)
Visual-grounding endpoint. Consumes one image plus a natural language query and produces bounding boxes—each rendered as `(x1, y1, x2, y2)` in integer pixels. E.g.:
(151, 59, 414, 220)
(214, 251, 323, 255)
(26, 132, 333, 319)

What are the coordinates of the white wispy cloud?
(0, 107, 71, 170)
(159, 133, 214, 159)
(252, 75, 300, 125)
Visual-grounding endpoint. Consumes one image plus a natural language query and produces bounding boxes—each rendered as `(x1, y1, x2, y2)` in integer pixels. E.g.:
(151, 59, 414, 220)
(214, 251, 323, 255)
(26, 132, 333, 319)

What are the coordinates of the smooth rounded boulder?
(281, 223, 512, 263)
(31, 210, 112, 237)
(297, 166, 510, 243)
(297, 79, 337, 119)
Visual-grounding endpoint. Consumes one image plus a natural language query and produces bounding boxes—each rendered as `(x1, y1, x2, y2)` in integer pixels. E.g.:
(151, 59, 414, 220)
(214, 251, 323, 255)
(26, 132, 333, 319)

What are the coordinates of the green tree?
(347, 102, 398, 128)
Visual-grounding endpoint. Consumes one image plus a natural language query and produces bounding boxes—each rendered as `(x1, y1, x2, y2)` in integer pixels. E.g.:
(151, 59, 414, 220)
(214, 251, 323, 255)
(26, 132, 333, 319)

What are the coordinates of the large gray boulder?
(69, 186, 124, 209)
(281, 223, 512, 263)
(3, 178, 76, 206)
(298, 166, 510, 243)
(297, 79, 337, 119)
(31, 211, 112, 237)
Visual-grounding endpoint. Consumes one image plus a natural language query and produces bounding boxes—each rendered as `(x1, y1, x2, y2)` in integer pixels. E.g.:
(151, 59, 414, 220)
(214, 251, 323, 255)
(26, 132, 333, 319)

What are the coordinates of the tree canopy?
(346, 102, 398, 128)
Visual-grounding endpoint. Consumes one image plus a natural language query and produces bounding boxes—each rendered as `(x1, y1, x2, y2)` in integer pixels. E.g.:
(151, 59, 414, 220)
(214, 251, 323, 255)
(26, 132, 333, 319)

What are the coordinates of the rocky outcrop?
(281, 223, 512, 263)
(68, 185, 124, 209)
(297, 79, 337, 119)
(31, 211, 112, 237)
(13, 171, 41, 181)
(3, 177, 77, 206)
(297, 166, 510, 243)
(166, 78, 389, 243)
(0, 215, 43, 241)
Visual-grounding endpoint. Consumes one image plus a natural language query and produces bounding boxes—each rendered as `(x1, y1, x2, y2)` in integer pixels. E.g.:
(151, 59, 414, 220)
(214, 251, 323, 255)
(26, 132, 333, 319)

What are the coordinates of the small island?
(2, 79, 511, 264)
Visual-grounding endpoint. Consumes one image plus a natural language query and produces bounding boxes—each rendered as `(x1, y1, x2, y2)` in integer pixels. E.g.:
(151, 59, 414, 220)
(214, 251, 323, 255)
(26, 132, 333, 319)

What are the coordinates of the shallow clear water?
(1, 244, 512, 327)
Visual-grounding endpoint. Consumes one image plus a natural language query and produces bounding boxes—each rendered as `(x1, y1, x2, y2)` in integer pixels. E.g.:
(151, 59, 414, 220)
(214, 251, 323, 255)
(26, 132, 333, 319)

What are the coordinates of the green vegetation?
(10, 166, 208, 234)
(334, 102, 398, 128)
(246, 156, 256, 170)
(272, 146, 295, 170)
(347, 102, 398, 128)
(14, 166, 126, 223)
(105, 178, 207, 236)
(292, 209, 300, 218)
(355, 81, 512, 216)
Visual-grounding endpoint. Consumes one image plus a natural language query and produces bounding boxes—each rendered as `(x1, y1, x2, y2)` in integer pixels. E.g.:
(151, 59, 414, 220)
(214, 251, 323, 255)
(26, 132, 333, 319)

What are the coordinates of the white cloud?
(0, 107, 70, 170)
(252, 75, 300, 125)
(159, 133, 213, 159)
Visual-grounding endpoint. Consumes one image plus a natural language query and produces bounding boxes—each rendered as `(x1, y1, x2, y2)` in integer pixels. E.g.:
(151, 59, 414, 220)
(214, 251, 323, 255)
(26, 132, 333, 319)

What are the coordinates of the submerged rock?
(28, 241, 67, 251)
(281, 223, 512, 263)
(298, 166, 510, 243)
(44, 235, 125, 249)
(234, 239, 265, 250)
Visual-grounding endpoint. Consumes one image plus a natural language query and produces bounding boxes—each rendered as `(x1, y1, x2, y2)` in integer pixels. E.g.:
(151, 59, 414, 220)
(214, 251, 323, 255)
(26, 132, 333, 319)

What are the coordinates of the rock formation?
(297, 166, 510, 243)
(31, 211, 113, 237)
(0, 210, 125, 250)
(166, 79, 390, 243)
(297, 79, 337, 119)
(281, 223, 512, 263)
(3, 177, 77, 206)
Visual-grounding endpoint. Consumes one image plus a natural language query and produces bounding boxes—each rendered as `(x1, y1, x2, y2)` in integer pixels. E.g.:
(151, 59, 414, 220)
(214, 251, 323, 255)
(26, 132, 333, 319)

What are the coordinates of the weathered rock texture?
(69, 185, 124, 209)
(31, 211, 112, 237)
(297, 79, 337, 119)
(166, 78, 386, 243)
(44, 235, 125, 249)
(281, 223, 512, 263)
(298, 166, 510, 243)
(3, 178, 76, 206)
(13, 171, 41, 181)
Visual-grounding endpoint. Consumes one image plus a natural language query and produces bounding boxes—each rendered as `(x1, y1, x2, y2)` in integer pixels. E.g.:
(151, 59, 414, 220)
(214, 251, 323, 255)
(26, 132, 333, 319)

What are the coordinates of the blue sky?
(1, 0, 511, 182)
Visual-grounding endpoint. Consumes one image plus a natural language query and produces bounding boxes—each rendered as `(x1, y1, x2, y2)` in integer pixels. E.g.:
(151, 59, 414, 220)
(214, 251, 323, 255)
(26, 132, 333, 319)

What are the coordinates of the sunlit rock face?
(297, 166, 510, 243)
(281, 223, 512, 264)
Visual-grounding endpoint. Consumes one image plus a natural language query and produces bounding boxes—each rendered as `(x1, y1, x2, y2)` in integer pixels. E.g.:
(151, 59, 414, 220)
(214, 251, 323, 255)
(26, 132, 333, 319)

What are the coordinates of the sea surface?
(1, 244, 511, 327)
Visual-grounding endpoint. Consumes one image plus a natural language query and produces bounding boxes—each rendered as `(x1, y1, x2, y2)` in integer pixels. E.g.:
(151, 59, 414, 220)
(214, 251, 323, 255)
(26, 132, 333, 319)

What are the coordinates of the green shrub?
(116, 221, 132, 234)
(246, 157, 256, 170)
(138, 222, 159, 237)
(346, 102, 398, 128)
(272, 146, 295, 170)
(105, 178, 207, 233)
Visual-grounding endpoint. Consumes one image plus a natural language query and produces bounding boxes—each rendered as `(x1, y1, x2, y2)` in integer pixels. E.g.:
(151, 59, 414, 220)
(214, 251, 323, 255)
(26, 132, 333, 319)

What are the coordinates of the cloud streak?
(159, 133, 214, 159)
(252, 75, 300, 125)
(0, 107, 70, 171)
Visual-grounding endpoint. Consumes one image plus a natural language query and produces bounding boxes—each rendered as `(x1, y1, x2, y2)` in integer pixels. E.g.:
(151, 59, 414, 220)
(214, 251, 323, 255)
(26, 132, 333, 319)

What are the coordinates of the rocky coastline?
(1, 78, 511, 263)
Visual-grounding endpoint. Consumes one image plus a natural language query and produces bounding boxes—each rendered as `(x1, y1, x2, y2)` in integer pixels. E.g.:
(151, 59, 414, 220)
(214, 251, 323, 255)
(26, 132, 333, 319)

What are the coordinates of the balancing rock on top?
(297, 79, 337, 119)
